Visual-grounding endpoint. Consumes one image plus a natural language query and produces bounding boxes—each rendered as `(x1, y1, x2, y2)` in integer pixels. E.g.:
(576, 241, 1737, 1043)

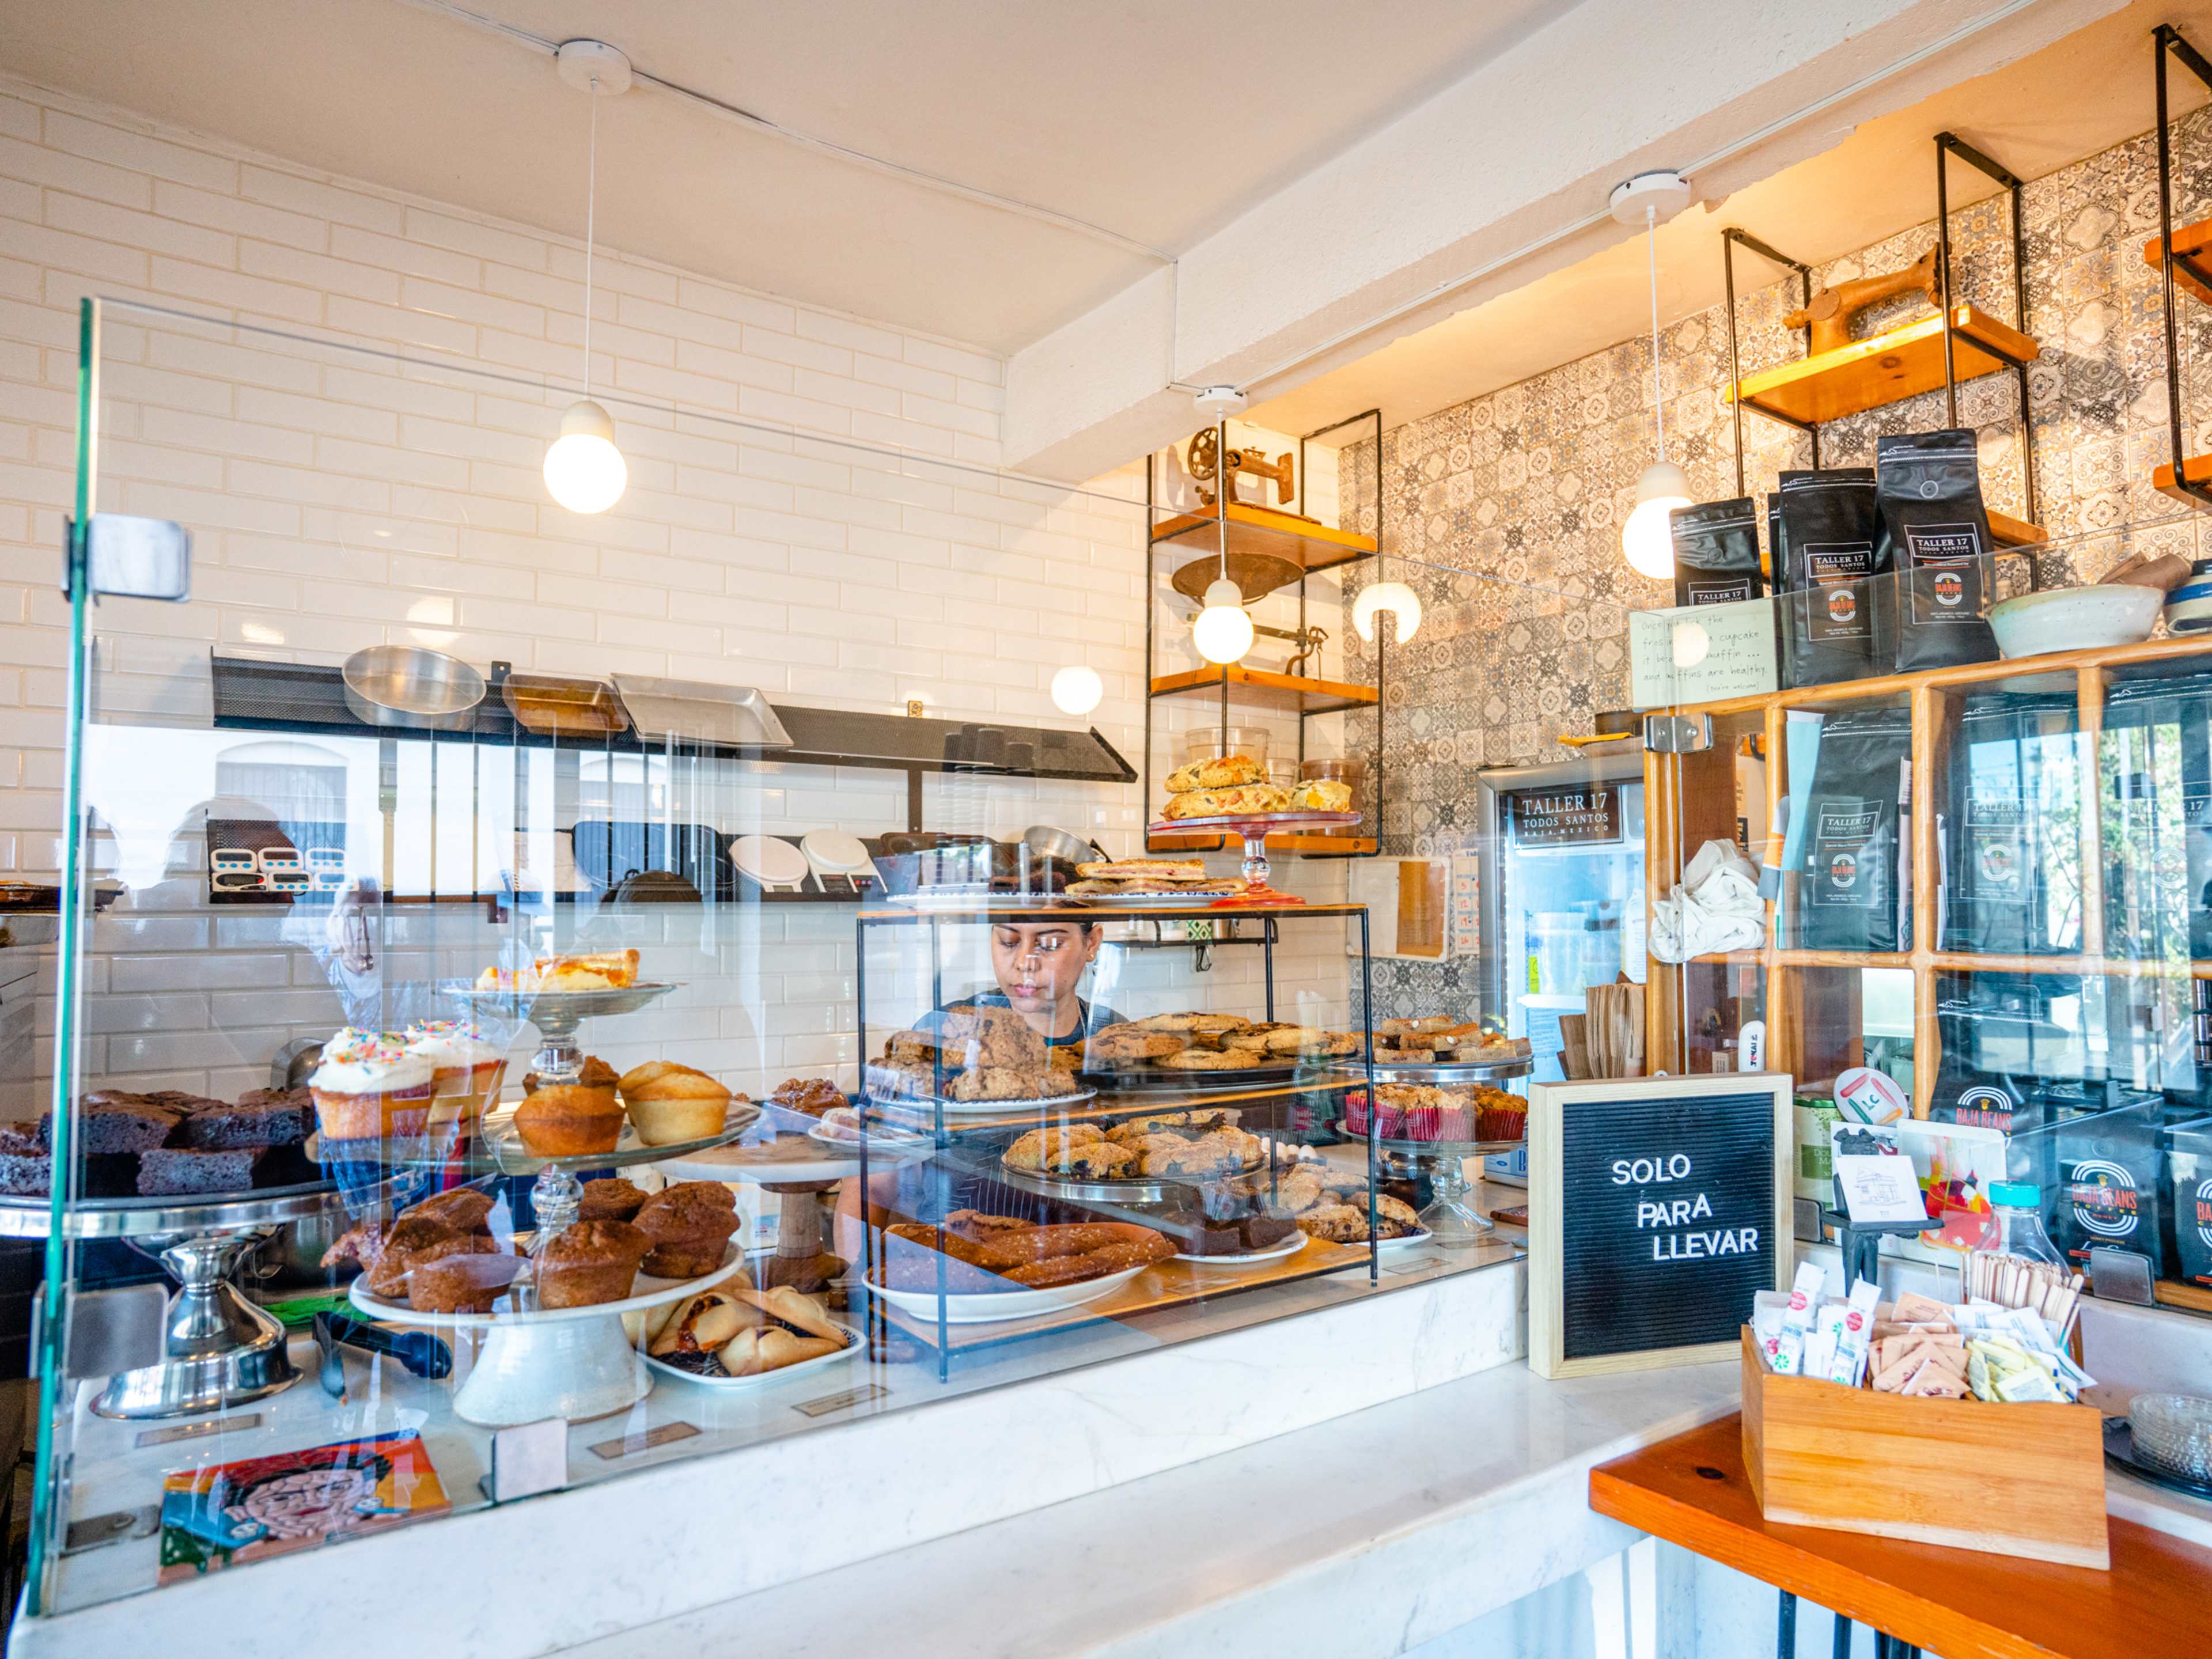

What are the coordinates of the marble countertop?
(551, 1357, 1746, 1659)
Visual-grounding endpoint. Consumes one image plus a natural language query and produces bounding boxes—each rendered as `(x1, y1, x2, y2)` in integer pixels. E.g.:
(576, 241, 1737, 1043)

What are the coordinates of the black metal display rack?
(1141, 409, 1387, 861)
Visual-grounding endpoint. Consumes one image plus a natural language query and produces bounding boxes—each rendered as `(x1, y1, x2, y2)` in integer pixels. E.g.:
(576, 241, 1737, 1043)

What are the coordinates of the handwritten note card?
(1628, 597, 1779, 707)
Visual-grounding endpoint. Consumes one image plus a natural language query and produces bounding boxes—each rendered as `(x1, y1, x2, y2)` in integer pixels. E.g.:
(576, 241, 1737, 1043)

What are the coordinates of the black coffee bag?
(2050, 1096, 2165, 1270)
(1945, 692, 2081, 957)
(1670, 497, 1764, 608)
(2166, 1115, 2212, 1287)
(1925, 1044, 2052, 1191)
(2101, 672, 2212, 963)
(1876, 429, 1999, 672)
(1773, 468, 1888, 688)
(1794, 707, 1912, 952)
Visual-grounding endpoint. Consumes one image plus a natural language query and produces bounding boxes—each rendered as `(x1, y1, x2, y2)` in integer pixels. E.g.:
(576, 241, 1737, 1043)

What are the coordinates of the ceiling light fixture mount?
(1610, 171, 1695, 580)
(543, 41, 632, 516)
(1191, 385, 1247, 423)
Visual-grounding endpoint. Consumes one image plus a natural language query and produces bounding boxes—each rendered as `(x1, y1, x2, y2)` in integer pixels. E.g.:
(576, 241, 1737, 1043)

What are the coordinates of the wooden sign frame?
(1529, 1071, 1793, 1379)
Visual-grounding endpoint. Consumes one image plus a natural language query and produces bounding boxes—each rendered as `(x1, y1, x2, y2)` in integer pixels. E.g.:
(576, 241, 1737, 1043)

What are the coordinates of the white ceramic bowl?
(1987, 584, 2161, 658)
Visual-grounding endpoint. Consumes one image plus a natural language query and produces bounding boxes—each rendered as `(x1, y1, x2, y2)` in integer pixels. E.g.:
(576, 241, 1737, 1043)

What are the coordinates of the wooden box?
(1738, 1330, 2109, 1569)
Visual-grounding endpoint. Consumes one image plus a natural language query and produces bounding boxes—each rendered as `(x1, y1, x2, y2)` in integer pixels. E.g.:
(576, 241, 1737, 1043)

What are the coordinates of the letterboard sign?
(1528, 1073, 1792, 1378)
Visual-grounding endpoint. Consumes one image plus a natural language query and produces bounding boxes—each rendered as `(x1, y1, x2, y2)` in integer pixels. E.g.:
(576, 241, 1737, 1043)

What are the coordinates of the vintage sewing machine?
(1187, 427, 1296, 509)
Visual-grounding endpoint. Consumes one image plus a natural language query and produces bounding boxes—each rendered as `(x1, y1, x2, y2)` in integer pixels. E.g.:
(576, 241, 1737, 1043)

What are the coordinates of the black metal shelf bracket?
(2155, 24, 2212, 509)
(1933, 130, 2039, 529)
(1721, 227, 1816, 497)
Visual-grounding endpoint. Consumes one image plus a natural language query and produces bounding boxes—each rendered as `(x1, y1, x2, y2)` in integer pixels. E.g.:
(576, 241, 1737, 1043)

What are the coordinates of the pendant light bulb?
(1353, 580, 1423, 645)
(1192, 577, 1254, 665)
(544, 398, 628, 515)
(1050, 664, 1104, 715)
(1623, 460, 1690, 581)
(545, 43, 629, 516)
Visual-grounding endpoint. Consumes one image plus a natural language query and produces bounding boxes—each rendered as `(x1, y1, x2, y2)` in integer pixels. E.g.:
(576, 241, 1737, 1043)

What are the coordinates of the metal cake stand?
(0, 1181, 348, 1419)
(441, 980, 677, 1243)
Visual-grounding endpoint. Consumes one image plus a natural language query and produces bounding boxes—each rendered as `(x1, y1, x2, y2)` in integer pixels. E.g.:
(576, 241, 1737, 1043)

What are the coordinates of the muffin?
(578, 1176, 649, 1222)
(617, 1061, 732, 1146)
(406, 1020, 509, 1134)
(404, 1187, 495, 1236)
(524, 1055, 618, 1094)
(328, 1215, 493, 1300)
(309, 1029, 437, 1141)
(513, 1083, 623, 1156)
(634, 1182, 740, 1277)
(410, 1251, 521, 1314)
(535, 1219, 651, 1309)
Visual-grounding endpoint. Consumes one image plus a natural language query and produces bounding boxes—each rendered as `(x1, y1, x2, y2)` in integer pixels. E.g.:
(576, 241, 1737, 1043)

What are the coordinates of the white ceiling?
(0, 0, 1575, 353)
(1249, 0, 2212, 437)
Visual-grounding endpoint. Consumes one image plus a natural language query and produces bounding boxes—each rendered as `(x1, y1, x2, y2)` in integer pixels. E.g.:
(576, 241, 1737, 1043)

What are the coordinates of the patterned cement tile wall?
(1340, 108, 2212, 1014)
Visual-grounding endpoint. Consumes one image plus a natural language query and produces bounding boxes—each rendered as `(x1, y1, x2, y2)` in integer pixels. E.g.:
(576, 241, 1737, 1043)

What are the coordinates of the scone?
(948, 1066, 1056, 1101)
(1161, 783, 1290, 820)
(1287, 778, 1353, 812)
(943, 1005, 1048, 1072)
(1006, 1125, 1104, 1169)
(1084, 1027, 1187, 1065)
(1298, 1203, 1371, 1243)
(1160, 1047, 1274, 1071)
(1042, 1139, 1137, 1179)
(1164, 755, 1266, 793)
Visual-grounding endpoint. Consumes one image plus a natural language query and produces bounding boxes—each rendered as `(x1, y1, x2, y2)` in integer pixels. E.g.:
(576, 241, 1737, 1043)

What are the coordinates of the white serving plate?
(1175, 1231, 1310, 1267)
(642, 1320, 862, 1391)
(865, 1262, 1146, 1324)
(1373, 1227, 1435, 1253)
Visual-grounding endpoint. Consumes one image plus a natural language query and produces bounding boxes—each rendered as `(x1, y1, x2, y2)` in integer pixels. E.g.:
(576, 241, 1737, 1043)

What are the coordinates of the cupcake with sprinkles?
(405, 1020, 509, 1134)
(309, 1029, 437, 1145)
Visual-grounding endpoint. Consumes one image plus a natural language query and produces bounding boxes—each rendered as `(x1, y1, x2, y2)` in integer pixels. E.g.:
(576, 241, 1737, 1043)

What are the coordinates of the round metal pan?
(342, 645, 486, 730)
(1361, 1055, 1533, 1083)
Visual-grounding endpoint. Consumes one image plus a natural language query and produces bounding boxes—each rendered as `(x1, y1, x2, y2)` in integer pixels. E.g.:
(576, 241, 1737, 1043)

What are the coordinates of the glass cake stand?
(0, 1181, 350, 1419)
(1327, 1121, 1522, 1248)
(440, 980, 679, 1243)
(1142, 810, 1361, 903)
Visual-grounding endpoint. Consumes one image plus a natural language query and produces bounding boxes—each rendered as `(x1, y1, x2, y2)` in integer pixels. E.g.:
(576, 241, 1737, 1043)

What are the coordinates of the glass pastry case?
(16, 298, 1524, 1620)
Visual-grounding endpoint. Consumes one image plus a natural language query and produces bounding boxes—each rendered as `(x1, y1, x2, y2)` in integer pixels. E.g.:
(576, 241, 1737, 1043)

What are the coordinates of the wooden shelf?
(1988, 510, 2046, 547)
(1145, 832, 1376, 856)
(1149, 501, 1376, 575)
(2141, 218, 2212, 307)
(2155, 1279, 2212, 1315)
(1727, 304, 2038, 427)
(2154, 453, 2212, 510)
(1149, 664, 1377, 713)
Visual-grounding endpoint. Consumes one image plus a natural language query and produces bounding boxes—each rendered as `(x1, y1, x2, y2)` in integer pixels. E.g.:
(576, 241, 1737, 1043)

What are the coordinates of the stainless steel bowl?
(1022, 824, 1107, 866)
(342, 645, 486, 730)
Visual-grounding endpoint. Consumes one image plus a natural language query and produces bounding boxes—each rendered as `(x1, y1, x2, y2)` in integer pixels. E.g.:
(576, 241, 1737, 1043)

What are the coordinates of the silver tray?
(1325, 1119, 1524, 1159)
(612, 674, 792, 748)
(0, 1179, 344, 1241)
(996, 1152, 1266, 1206)
(1081, 1060, 1344, 1094)
(1067, 890, 1247, 910)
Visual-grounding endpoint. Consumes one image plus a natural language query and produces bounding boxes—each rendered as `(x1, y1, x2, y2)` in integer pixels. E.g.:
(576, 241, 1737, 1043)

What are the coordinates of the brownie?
(136, 1146, 270, 1197)
(1238, 1214, 1296, 1251)
(41, 1097, 184, 1154)
(180, 1089, 312, 1150)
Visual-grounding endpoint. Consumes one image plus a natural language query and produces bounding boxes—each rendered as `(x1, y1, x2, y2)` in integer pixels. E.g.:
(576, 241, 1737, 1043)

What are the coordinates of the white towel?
(1650, 839, 1767, 962)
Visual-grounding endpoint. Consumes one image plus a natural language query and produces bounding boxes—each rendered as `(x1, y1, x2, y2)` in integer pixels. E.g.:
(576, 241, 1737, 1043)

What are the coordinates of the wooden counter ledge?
(1589, 1414, 2212, 1659)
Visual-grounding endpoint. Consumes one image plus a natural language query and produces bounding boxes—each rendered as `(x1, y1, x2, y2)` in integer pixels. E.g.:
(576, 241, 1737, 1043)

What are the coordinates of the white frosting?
(310, 1028, 433, 1094)
(405, 1020, 506, 1070)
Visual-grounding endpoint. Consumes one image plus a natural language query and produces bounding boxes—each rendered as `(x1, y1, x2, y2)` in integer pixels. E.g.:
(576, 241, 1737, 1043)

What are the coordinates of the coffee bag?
(1793, 707, 1912, 952)
(1669, 497, 1765, 608)
(1876, 429, 1999, 672)
(2050, 1096, 2165, 1271)
(1945, 692, 2081, 957)
(1772, 468, 1887, 688)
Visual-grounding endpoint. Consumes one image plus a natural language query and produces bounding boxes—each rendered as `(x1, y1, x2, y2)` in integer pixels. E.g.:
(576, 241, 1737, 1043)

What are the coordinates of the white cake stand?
(347, 1243, 746, 1426)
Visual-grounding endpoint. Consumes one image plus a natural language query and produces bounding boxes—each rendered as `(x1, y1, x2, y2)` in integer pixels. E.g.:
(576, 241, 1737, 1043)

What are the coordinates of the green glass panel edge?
(27, 296, 98, 1617)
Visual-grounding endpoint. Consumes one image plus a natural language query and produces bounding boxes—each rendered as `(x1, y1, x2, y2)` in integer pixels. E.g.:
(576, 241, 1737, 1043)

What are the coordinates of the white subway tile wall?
(0, 77, 1355, 1108)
